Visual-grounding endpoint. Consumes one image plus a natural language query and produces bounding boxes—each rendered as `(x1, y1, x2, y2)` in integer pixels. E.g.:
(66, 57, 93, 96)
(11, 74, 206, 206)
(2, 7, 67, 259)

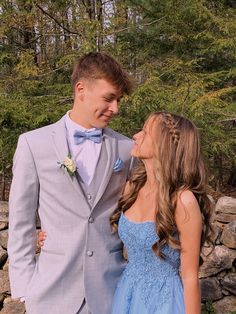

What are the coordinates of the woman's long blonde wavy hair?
(110, 112, 212, 259)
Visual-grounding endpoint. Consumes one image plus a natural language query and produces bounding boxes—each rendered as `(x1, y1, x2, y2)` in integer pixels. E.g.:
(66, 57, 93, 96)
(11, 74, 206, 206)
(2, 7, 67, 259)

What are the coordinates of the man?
(8, 52, 134, 314)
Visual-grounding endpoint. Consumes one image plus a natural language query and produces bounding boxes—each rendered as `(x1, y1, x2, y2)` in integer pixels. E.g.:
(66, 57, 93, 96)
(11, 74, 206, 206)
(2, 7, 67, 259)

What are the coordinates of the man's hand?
(37, 231, 47, 248)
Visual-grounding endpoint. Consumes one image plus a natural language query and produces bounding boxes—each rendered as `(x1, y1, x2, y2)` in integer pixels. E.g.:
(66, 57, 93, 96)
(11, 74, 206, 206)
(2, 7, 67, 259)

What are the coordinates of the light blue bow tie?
(73, 129, 103, 144)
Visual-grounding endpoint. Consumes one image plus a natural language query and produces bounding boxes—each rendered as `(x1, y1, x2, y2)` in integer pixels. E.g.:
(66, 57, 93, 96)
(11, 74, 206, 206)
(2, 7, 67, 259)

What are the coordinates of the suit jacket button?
(87, 194, 92, 200)
(88, 217, 94, 223)
(86, 250, 93, 257)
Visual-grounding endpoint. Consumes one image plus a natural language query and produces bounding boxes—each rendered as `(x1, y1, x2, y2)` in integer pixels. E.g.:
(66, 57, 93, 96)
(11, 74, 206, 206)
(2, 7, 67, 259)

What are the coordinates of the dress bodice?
(119, 213, 180, 274)
(114, 213, 182, 312)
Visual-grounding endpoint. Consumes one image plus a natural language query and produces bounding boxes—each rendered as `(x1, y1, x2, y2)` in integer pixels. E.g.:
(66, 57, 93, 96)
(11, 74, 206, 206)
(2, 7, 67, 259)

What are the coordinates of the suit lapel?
(51, 116, 87, 201)
(92, 129, 117, 209)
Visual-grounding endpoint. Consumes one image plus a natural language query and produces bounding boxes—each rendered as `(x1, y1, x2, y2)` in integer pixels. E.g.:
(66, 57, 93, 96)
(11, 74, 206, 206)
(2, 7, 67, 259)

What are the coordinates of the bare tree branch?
(34, 3, 82, 36)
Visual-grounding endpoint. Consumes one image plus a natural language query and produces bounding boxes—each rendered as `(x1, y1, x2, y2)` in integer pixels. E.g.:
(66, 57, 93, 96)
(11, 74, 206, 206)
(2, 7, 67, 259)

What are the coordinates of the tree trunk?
(214, 154, 223, 192)
(96, 0, 103, 51)
(228, 162, 236, 187)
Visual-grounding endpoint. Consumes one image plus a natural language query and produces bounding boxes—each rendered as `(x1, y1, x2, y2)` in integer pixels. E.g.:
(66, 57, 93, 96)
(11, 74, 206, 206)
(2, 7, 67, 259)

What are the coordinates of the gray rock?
(199, 245, 235, 278)
(200, 244, 214, 262)
(0, 222, 8, 231)
(3, 258, 9, 271)
(0, 246, 8, 267)
(1, 297, 25, 314)
(220, 221, 236, 249)
(215, 212, 236, 223)
(210, 224, 222, 244)
(215, 196, 236, 214)
(0, 230, 8, 249)
(200, 277, 223, 301)
(216, 270, 227, 280)
(0, 293, 4, 307)
(221, 273, 236, 295)
(228, 247, 236, 260)
(0, 202, 8, 223)
(213, 296, 236, 314)
(214, 220, 227, 230)
(0, 270, 10, 294)
(222, 289, 230, 296)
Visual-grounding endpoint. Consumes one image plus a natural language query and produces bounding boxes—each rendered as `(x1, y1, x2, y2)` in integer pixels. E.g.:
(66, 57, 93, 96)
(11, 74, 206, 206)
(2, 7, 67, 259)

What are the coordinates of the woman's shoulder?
(177, 190, 198, 207)
(175, 190, 201, 226)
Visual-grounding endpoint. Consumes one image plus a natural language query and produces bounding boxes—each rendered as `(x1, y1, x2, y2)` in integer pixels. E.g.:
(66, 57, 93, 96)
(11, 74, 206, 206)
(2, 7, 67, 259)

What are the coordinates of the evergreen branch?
(30, 64, 70, 78)
(205, 111, 236, 118)
(1, 32, 79, 50)
(58, 97, 73, 104)
(0, 64, 69, 82)
(21, 33, 80, 46)
(128, 0, 154, 15)
(182, 80, 191, 103)
(214, 118, 236, 124)
(106, 17, 166, 35)
(208, 118, 236, 126)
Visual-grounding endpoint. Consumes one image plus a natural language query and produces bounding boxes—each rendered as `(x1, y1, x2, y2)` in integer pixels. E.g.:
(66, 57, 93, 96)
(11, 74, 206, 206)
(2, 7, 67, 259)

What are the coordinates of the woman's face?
(131, 116, 156, 160)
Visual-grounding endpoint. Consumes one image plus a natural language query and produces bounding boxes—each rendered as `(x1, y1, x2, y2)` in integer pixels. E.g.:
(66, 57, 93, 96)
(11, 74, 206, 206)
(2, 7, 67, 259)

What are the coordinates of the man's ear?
(75, 81, 84, 100)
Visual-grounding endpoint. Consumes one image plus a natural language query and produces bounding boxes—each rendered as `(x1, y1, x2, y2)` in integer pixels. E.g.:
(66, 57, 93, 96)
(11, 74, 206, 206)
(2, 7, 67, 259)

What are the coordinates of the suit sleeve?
(128, 156, 139, 177)
(8, 134, 39, 298)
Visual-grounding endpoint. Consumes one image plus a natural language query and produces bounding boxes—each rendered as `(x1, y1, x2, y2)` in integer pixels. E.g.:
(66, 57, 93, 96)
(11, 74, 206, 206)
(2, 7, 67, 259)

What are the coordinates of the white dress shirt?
(65, 111, 102, 185)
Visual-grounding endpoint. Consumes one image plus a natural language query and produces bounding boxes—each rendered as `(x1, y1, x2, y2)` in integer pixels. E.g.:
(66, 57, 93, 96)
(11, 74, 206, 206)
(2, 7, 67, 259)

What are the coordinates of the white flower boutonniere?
(58, 155, 77, 177)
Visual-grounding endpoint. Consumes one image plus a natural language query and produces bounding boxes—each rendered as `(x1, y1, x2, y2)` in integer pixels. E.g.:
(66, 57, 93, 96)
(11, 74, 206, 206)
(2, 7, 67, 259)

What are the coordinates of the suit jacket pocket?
(41, 248, 65, 256)
(109, 245, 123, 253)
(25, 249, 64, 300)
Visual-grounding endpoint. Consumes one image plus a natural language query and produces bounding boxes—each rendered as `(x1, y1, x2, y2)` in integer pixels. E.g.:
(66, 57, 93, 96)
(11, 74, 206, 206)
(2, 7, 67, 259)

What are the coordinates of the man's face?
(72, 78, 123, 129)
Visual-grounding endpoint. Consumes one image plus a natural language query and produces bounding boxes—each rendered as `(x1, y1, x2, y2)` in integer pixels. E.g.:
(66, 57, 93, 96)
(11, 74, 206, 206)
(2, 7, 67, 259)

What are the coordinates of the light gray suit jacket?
(8, 115, 133, 314)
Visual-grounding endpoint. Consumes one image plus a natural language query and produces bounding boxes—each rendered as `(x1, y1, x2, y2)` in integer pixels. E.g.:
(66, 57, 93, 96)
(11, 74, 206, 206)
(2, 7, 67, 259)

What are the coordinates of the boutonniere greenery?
(58, 155, 77, 177)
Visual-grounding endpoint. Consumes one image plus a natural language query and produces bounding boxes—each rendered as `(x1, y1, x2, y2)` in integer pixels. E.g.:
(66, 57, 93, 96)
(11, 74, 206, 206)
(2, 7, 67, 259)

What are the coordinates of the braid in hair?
(162, 113, 180, 147)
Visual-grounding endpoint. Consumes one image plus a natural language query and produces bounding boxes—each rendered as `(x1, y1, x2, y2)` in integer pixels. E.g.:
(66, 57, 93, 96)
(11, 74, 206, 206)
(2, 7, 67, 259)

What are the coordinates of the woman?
(39, 112, 212, 314)
(110, 112, 211, 314)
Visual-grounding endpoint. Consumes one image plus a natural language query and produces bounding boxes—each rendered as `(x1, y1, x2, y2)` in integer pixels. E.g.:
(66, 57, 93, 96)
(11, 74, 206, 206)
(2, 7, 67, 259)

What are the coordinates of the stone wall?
(0, 201, 25, 313)
(200, 196, 236, 313)
(0, 197, 236, 314)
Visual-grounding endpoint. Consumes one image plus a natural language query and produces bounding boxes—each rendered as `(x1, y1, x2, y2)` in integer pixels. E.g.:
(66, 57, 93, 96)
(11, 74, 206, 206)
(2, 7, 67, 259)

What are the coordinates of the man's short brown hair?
(71, 52, 133, 95)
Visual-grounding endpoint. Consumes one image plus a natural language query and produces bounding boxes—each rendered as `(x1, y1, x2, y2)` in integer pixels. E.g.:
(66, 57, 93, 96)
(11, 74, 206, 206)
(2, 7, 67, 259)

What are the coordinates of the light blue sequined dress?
(111, 213, 185, 314)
